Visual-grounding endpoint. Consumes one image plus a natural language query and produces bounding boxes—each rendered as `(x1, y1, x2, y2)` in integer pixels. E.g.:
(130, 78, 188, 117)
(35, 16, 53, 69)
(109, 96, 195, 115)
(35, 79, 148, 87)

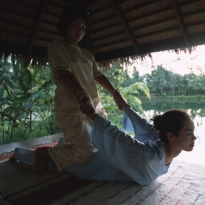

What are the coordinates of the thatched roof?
(1, 0, 205, 65)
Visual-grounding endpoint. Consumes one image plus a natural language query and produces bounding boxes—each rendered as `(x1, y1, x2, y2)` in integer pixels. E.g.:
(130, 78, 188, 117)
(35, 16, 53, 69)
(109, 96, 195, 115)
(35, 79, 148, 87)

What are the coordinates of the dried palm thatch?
(0, 0, 205, 66)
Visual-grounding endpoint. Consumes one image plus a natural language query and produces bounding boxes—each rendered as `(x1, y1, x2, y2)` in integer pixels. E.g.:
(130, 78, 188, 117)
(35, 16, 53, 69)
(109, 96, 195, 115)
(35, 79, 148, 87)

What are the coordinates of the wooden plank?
(170, 0, 190, 47)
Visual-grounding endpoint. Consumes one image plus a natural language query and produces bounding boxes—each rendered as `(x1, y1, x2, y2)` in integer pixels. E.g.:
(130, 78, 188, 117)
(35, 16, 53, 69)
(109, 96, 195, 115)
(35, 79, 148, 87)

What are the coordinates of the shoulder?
(49, 41, 66, 50)
(80, 48, 93, 59)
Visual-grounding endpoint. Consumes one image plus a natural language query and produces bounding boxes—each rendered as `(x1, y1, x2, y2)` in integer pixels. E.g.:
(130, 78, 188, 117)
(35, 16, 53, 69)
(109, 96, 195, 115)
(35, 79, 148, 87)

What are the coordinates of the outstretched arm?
(56, 69, 89, 102)
(94, 72, 115, 94)
(94, 73, 130, 110)
(122, 107, 159, 142)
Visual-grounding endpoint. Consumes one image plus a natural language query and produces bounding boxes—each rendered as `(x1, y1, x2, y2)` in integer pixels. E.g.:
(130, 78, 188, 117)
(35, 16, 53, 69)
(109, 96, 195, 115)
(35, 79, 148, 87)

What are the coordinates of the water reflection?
(141, 99, 205, 165)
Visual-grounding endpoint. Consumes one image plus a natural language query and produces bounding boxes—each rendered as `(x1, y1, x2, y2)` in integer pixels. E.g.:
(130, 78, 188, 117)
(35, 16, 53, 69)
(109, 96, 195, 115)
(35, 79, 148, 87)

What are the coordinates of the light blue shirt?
(66, 107, 171, 185)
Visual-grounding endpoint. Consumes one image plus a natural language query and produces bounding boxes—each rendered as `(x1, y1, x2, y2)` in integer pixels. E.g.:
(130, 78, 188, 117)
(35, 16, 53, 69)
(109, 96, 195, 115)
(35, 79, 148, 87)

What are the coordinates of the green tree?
(98, 62, 150, 127)
(0, 56, 60, 144)
(145, 65, 168, 96)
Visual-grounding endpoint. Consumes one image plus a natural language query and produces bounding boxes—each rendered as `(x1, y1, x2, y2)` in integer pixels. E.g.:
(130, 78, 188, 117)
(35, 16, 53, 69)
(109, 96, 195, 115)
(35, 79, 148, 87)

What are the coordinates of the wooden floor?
(1, 133, 205, 204)
(0, 133, 62, 155)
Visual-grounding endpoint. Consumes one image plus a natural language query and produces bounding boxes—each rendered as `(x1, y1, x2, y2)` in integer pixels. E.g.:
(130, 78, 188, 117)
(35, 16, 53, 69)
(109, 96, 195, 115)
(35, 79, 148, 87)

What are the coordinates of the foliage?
(0, 56, 60, 144)
(98, 63, 150, 127)
(141, 65, 205, 96)
(2, 55, 205, 144)
(0, 57, 150, 144)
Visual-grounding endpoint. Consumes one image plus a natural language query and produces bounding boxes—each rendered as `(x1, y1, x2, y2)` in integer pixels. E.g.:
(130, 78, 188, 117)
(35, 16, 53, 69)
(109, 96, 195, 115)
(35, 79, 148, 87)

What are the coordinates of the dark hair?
(56, 6, 89, 37)
(152, 109, 190, 143)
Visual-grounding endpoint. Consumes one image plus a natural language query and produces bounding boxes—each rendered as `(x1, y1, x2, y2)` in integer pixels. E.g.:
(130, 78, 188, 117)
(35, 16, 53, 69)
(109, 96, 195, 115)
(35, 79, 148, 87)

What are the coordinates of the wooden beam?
(170, 0, 190, 47)
(27, 0, 49, 58)
(110, 0, 140, 54)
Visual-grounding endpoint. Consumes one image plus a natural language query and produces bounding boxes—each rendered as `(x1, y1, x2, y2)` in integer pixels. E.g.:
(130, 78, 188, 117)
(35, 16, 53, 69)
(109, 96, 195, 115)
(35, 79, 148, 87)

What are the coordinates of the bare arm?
(94, 73, 130, 110)
(56, 69, 88, 102)
(94, 73, 116, 95)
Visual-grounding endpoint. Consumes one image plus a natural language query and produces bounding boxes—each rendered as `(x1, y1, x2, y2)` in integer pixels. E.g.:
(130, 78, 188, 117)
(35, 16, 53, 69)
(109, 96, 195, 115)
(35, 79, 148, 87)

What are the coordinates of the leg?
(34, 136, 64, 173)
(49, 116, 97, 171)
(34, 147, 51, 176)
(10, 147, 51, 176)
(9, 148, 35, 165)
(122, 107, 159, 142)
(58, 136, 65, 145)
(9, 154, 17, 161)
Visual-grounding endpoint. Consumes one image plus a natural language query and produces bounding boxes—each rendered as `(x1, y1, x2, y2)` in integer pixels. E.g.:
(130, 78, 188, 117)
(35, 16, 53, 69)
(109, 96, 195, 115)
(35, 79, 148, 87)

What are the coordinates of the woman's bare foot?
(9, 153, 17, 161)
(34, 147, 50, 176)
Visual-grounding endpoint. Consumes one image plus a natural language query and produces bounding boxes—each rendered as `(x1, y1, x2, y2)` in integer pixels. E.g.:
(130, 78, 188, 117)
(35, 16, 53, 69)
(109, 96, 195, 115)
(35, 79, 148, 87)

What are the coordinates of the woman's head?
(57, 7, 89, 43)
(152, 110, 196, 151)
